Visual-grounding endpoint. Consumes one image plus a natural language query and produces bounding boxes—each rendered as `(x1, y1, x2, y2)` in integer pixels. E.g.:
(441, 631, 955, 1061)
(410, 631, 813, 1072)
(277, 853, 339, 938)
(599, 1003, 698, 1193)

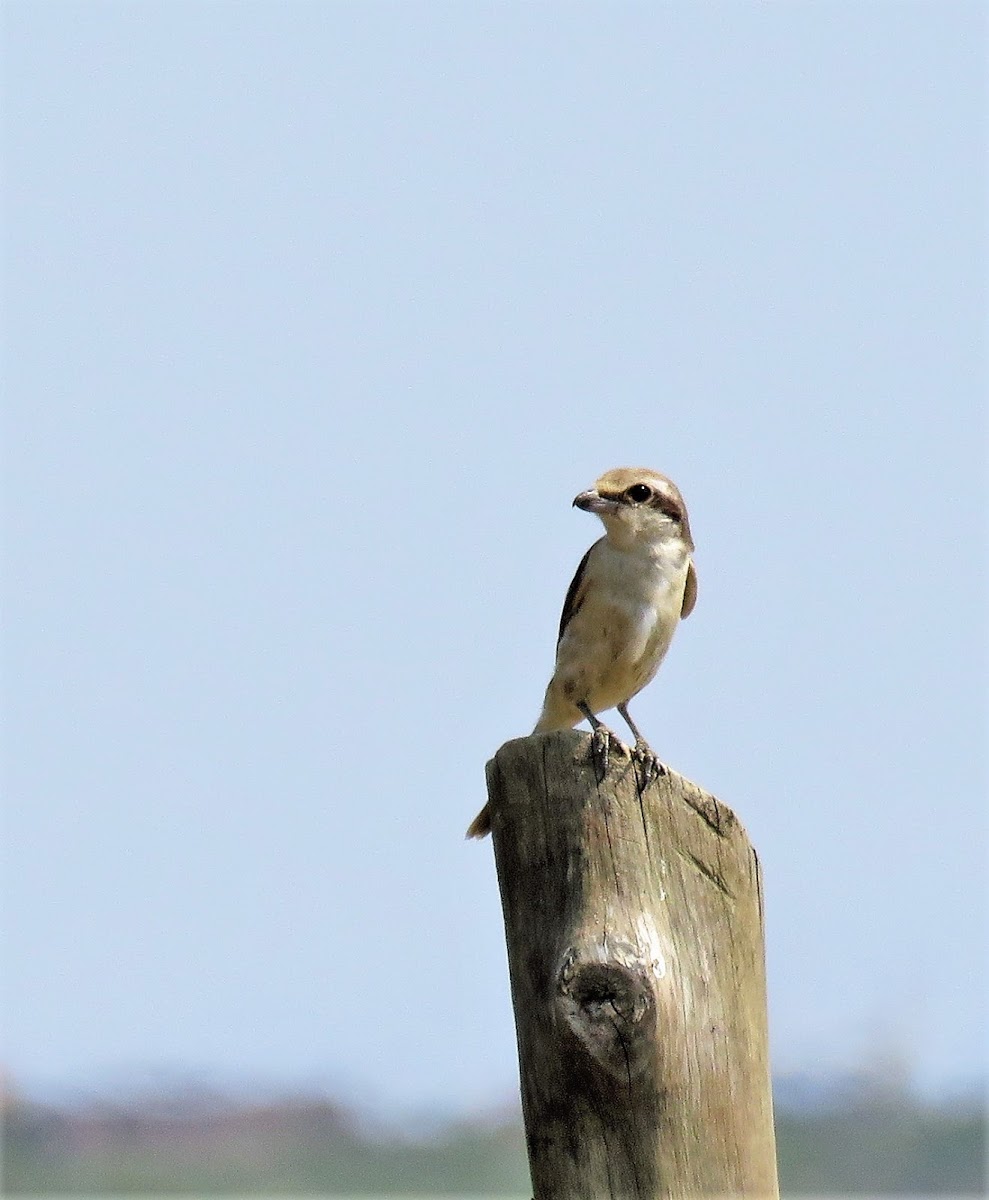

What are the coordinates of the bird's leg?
(578, 701, 619, 781)
(617, 702, 666, 789)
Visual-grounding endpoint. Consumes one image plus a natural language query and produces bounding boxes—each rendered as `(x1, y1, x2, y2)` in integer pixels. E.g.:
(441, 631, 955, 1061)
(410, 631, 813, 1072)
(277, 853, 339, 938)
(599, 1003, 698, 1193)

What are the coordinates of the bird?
(466, 467, 696, 839)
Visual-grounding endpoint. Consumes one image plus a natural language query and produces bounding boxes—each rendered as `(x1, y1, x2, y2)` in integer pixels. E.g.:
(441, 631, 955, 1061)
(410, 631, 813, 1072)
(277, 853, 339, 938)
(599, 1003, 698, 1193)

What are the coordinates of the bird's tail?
(465, 804, 491, 840)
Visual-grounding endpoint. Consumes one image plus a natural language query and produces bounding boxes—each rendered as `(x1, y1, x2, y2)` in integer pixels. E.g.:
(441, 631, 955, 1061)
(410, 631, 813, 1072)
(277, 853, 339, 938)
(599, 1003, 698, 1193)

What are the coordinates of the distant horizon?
(7, 1055, 985, 1117)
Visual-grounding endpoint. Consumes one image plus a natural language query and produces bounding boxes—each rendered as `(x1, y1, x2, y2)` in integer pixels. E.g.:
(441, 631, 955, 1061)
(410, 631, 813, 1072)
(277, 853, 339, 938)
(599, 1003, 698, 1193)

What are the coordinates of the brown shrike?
(467, 467, 696, 839)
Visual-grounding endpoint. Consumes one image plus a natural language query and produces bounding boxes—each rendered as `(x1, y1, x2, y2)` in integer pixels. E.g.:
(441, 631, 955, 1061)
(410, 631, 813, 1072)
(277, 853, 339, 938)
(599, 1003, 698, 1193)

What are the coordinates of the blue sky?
(3, 1, 986, 1114)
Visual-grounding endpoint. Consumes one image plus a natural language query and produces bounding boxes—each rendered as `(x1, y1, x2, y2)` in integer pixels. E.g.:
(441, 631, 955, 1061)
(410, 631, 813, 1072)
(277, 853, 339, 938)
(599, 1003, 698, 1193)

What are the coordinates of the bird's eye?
(627, 483, 652, 503)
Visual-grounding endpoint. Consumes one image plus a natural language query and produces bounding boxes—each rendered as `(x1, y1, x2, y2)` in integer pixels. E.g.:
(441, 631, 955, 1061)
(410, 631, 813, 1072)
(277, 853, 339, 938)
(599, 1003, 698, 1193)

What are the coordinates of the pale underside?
(534, 536, 693, 733)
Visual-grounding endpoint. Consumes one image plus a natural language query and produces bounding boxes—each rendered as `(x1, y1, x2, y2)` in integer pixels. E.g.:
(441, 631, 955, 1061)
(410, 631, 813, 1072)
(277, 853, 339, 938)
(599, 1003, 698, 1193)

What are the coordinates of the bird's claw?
(589, 725, 619, 782)
(632, 741, 665, 791)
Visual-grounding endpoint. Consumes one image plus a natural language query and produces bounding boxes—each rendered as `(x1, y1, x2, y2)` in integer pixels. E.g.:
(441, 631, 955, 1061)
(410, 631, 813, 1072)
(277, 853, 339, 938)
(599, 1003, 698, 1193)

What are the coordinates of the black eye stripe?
(601, 482, 683, 523)
(650, 494, 682, 521)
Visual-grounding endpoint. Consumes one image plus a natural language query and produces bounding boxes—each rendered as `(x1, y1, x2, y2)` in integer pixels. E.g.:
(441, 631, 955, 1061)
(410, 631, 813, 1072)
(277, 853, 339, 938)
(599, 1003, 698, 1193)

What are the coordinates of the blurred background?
(2, 0, 985, 1194)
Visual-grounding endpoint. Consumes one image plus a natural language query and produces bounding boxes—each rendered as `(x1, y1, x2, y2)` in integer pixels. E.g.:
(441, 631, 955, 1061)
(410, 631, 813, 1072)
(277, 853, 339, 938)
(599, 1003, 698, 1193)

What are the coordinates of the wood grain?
(485, 730, 778, 1199)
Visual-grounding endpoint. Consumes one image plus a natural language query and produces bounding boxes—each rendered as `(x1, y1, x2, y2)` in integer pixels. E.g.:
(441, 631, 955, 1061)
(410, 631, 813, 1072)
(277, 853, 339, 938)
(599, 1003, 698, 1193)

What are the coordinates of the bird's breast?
(558, 542, 689, 686)
(597, 544, 686, 648)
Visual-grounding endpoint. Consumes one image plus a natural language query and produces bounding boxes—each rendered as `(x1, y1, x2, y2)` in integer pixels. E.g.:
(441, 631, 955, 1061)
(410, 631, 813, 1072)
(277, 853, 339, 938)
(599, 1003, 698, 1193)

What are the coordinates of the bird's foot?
(578, 702, 624, 782)
(589, 724, 622, 782)
(631, 741, 666, 791)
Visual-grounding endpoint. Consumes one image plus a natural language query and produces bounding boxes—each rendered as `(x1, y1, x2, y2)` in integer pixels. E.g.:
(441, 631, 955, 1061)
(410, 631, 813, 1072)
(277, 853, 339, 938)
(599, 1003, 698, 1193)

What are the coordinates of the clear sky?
(3, 1, 986, 1115)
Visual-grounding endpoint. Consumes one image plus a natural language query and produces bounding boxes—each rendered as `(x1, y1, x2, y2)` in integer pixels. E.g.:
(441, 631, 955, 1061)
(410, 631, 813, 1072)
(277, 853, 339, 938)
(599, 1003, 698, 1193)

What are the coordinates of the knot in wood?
(556, 949, 657, 1082)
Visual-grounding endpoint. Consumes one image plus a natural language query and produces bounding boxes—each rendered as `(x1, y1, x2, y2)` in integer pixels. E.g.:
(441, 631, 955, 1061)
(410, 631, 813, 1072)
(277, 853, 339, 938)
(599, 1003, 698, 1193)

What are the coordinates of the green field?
(4, 1089, 984, 1196)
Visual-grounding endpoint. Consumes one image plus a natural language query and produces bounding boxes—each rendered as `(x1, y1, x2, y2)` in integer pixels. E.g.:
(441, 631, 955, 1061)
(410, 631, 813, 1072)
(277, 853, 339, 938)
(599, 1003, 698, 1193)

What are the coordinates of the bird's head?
(573, 467, 693, 552)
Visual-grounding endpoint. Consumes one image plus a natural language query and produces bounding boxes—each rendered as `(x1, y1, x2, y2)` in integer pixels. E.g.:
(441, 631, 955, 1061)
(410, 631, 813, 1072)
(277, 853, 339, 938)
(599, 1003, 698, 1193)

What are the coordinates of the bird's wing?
(556, 543, 596, 646)
(680, 559, 698, 618)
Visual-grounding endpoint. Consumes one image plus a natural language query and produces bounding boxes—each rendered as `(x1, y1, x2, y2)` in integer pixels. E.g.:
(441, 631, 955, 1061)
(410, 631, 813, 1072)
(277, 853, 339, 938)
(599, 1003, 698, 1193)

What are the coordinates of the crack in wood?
(676, 845, 734, 899)
(679, 780, 734, 839)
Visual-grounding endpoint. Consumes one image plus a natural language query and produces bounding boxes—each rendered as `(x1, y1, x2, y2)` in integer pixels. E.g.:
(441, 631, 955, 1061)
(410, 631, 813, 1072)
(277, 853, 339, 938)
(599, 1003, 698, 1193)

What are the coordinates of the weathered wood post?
(484, 729, 778, 1199)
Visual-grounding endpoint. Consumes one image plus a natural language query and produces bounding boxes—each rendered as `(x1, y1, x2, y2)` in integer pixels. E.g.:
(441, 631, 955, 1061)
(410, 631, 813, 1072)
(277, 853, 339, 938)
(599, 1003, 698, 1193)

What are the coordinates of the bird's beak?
(573, 489, 618, 515)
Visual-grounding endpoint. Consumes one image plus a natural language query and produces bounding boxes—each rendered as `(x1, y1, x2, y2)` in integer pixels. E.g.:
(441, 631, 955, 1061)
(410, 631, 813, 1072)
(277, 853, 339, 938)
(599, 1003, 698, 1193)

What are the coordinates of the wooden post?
(485, 730, 779, 1199)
